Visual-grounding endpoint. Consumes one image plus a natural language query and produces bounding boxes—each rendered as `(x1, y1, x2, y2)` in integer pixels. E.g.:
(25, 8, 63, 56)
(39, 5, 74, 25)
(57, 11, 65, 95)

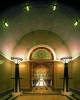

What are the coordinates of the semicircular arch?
(27, 44, 56, 60)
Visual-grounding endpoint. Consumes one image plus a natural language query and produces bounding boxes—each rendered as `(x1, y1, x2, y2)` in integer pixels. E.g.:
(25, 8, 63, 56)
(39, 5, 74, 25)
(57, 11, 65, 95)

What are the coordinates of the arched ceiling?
(0, 1, 80, 60)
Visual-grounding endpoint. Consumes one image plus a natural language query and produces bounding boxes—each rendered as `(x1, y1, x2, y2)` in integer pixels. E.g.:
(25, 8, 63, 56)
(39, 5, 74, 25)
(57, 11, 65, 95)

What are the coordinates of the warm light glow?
(20, 65, 25, 67)
(57, 64, 62, 67)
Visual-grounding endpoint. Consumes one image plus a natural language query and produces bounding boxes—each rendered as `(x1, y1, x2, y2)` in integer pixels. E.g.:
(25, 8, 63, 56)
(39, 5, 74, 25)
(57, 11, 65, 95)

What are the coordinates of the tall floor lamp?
(11, 57, 23, 96)
(60, 57, 72, 95)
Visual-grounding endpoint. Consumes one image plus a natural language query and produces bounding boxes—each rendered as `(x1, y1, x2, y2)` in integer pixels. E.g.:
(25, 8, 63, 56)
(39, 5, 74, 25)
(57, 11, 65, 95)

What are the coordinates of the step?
(72, 93, 80, 100)
(66, 95, 77, 100)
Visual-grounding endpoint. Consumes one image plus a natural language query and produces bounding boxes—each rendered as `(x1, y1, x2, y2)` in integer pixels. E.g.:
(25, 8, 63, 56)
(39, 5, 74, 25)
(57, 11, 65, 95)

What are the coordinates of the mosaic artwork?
(31, 49, 52, 60)
(33, 65, 50, 80)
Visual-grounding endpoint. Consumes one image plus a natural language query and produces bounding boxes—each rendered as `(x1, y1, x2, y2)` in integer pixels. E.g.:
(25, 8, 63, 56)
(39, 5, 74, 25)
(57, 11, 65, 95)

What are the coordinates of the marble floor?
(15, 95, 70, 100)
(15, 86, 70, 100)
(15, 95, 69, 100)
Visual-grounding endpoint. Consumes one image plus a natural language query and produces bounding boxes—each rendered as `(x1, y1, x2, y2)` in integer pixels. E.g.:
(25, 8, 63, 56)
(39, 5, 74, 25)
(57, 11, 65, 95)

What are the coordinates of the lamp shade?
(11, 57, 23, 64)
(60, 57, 72, 63)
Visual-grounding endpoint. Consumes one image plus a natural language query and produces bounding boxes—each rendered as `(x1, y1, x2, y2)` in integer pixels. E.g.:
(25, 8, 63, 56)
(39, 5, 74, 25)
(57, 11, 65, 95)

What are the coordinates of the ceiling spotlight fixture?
(26, 5, 29, 11)
(53, 5, 57, 11)
(74, 20, 79, 26)
(4, 21, 8, 27)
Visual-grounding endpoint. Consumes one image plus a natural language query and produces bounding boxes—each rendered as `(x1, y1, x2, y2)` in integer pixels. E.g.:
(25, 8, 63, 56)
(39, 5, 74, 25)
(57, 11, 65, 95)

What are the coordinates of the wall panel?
(19, 62, 30, 90)
(69, 56, 80, 92)
(54, 61, 64, 90)
(0, 54, 14, 94)
(19, 61, 64, 91)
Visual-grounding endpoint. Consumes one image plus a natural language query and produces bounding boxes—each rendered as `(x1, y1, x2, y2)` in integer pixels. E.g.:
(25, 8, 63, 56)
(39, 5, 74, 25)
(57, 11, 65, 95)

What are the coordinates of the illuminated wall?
(19, 61, 64, 90)
(0, 54, 14, 94)
(68, 56, 80, 92)
(19, 62, 31, 90)
(0, 54, 80, 94)
(33, 65, 50, 80)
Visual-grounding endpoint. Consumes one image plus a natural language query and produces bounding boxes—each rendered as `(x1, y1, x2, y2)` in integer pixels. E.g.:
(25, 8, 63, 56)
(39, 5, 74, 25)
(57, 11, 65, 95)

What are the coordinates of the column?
(11, 57, 23, 96)
(60, 57, 72, 95)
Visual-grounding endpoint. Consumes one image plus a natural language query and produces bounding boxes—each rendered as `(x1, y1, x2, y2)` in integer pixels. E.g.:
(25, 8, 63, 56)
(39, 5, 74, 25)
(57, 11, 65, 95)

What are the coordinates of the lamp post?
(60, 57, 72, 95)
(11, 57, 23, 96)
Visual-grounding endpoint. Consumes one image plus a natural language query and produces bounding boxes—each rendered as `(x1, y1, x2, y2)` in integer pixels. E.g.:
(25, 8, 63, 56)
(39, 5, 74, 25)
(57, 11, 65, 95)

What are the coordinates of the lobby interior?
(0, 0, 80, 100)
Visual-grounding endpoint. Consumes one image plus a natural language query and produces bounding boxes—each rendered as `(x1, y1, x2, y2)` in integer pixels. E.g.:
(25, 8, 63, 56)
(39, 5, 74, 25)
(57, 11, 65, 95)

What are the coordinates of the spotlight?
(53, 5, 57, 11)
(26, 5, 29, 11)
(74, 20, 79, 26)
(4, 22, 8, 27)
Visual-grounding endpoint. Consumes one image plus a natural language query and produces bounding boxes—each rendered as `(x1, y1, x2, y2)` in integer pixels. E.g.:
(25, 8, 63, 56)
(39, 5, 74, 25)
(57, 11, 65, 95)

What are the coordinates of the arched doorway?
(29, 46, 55, 90)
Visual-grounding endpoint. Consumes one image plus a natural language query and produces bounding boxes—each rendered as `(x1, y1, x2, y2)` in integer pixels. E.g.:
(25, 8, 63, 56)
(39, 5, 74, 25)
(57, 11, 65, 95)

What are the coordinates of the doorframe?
(29, 60, 54, 90)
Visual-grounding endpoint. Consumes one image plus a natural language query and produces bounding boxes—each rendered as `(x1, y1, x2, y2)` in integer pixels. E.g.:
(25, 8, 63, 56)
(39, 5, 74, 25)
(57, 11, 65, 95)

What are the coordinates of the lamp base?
(61, 91, 72, 95)
(12, 91, 22, 96)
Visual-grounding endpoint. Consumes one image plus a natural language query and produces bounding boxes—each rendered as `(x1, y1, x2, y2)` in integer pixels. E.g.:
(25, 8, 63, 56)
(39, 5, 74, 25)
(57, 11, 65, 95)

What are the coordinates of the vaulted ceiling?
(0, 1, 80, 60)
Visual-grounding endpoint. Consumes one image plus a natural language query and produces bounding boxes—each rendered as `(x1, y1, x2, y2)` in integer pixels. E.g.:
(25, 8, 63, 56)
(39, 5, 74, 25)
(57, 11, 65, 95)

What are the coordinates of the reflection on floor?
(15, 85, 78, 100)
(31, 86, 54, 94)
(23, 80, 60, 95)
(15, 80, 72, 100)
(15, 95, 70, 100)
(16, 82, 70, 100)
(23, 86, 56, 94)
